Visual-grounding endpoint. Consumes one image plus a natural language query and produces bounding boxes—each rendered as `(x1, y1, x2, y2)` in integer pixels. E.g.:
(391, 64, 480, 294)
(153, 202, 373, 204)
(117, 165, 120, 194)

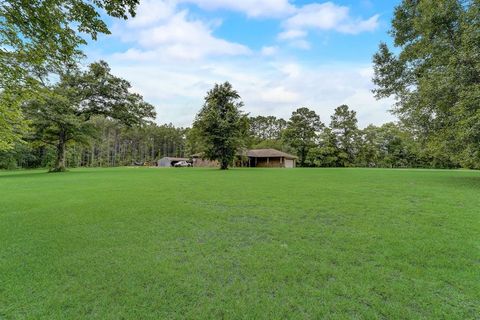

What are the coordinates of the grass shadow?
(0, 169, 91, 179)
(439, 175, 480, 189)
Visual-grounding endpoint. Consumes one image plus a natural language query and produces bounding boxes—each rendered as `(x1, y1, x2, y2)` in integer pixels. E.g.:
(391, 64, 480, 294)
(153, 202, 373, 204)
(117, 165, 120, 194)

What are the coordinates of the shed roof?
(246, 149, 297, 159)
(159, 157, 189, 161)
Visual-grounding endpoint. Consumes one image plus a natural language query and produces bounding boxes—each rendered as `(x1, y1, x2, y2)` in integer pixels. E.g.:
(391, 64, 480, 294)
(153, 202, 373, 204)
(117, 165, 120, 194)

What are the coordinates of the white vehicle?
(174, 160, 191, 167)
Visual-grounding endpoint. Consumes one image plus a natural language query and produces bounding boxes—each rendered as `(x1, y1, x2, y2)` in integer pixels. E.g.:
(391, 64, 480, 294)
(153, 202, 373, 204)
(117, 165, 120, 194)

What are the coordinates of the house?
(192, 149, 297, 168)
(243, 149, 297, 168)
(157, 157, 190, 167)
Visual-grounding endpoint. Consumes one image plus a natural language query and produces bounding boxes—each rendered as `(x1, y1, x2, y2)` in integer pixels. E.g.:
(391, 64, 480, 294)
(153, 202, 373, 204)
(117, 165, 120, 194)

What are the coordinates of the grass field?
(1, 167, 479, 319)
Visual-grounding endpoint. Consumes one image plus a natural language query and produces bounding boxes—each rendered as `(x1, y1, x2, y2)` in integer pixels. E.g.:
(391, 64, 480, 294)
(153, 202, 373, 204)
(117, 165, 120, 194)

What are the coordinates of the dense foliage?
(0, 0, 140, 151)
(283, 107, 324, 166)
(372, 0, 480, 169)
(1, 98, 462, 170)
(192, 82, 249, 170)
(23, 61, 155, 171)
(0, 119, 186, 170)
(0, 0, 139, 87)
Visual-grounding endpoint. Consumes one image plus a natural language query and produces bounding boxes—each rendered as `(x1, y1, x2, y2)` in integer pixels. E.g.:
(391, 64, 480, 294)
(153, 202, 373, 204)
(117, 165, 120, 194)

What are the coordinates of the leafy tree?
(330, 105, 360, 167)
(0, 92, 29, 151)
(193, 82, 248, 170)
(0, 0, 139, 87)
(24, 61, 155, 172)
(306, 128, 339, 167)
(376, 123, 410, 168)
(357, 122, 430, 168)
(249, 116, 287, 141)
(372, 0, 480, 168)
(248, 115, 288, 151)
(283, 107, 324, 166)
(0, 0, 140, 151)
(358, 125, 381, 167)
(185, 126, 208, 157)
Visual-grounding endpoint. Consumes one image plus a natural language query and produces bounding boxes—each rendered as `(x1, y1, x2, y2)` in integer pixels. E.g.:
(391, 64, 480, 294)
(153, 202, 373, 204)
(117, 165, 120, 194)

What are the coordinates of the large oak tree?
(0, 0, 140, 151)
(24, 61, 155, 172)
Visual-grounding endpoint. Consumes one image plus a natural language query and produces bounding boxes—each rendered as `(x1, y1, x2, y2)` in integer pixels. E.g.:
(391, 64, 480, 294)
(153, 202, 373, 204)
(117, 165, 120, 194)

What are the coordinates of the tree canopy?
(24, 61, 155, 171)
(283, 107, 324, 167)
(0, 0, 140, 151)
(193, 82, 248, 170)
(0, 0, 139, 87)
(372, 0, 480, 168)
(330, 105, 359, 167)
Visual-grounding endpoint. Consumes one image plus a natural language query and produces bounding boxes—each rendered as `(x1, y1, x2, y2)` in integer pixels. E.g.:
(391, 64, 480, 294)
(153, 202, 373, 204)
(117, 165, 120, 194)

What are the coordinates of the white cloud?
(90, 1, 393, 128)
(289, 39, 311, 50)
(179, 0, 295, 18)
(277, 29, 307, 40)
(126, 0, 176, 27)
(278, 2, 380, 47)
(280, 63, 301, 78)
(336, 14, 380, 34)
(260, 86, 299, 103)
(260, 46, 278, 56)
(104, 53, 394, 127)
(138, 11, 250, 59)
(114, 3, 251, 61)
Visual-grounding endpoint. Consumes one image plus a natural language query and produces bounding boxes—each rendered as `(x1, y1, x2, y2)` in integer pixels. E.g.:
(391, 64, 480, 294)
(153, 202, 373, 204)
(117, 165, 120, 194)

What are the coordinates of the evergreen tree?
(193, 82, 248, 170)
(330, 105, 360, 167)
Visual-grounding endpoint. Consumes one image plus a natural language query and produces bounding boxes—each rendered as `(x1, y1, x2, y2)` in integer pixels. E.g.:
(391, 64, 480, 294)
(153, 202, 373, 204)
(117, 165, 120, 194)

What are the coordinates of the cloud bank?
(89, 0, 393, 128)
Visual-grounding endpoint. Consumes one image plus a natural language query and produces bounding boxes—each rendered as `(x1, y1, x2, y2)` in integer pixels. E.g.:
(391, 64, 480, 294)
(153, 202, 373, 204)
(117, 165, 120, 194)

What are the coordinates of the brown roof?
(193, 149, 297, 159)
(246, 149, 297, 159)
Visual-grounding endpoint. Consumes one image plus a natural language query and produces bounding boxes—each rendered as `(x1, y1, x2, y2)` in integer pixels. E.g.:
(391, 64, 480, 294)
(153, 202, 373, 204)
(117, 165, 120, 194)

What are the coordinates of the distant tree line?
(2, 95, 462, 170)
(0, 118, 186, 170)
(247, 105, 458, 169)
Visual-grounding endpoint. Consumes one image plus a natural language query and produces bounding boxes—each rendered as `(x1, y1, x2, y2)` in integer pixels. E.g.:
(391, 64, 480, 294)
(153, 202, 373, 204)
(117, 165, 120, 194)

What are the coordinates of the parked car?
(174, 160, 191, 167)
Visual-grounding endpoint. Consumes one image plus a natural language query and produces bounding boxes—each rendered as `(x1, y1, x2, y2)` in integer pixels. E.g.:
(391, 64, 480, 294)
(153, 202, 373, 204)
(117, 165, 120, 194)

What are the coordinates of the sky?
(86, 0, 400, 128)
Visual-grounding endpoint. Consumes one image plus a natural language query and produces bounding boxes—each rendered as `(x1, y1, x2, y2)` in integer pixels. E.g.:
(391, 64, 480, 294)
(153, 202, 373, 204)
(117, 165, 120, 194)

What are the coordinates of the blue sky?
(87, 0, 400, 127)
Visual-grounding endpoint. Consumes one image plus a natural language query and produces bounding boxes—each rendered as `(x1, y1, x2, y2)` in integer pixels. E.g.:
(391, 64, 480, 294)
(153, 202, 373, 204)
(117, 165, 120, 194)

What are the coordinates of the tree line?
(1, 0, 478, 170)
(1, 83, 459, 170)
(0, 79, 472, 170)
(189, 87, 460, 169)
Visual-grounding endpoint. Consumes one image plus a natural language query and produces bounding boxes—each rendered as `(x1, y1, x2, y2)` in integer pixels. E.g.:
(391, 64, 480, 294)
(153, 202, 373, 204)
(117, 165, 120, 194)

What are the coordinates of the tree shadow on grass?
(439, 175, 480, 189)
(0, 170, 90, 179)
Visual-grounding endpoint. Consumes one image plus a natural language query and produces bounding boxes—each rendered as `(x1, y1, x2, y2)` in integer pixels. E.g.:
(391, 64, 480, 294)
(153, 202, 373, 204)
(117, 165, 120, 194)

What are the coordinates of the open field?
(1, 167, 479, 319)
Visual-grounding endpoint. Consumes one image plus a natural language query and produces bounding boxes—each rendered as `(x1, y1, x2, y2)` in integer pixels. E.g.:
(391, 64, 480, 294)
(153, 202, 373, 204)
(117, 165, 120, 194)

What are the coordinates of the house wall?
(254, 157, 283, 168)
(285, 159, 295, 168)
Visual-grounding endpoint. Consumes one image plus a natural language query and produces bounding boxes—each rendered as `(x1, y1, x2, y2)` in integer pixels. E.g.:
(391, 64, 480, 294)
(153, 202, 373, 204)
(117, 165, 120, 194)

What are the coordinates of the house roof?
(246, 149, 298, 159)
(192, 149, 297, 160)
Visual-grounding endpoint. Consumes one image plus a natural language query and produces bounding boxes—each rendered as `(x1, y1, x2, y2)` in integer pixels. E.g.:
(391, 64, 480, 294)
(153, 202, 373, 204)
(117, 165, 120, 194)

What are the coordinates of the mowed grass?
(0, 167, 479, 319)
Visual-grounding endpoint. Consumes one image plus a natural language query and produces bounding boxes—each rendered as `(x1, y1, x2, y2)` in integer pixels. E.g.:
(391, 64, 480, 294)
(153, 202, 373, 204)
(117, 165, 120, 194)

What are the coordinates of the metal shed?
(157, 157, 189, 167)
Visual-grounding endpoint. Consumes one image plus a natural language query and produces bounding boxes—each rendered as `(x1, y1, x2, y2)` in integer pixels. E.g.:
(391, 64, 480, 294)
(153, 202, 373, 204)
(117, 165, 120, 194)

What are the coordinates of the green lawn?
(0, 167, 479, 319)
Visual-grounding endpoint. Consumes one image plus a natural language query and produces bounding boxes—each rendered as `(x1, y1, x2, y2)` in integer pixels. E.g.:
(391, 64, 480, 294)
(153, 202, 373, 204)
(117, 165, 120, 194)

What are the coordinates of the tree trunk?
(300, 148, 306, 167)
(52, 131, 67, 172)
(220, 159, 229, 170)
